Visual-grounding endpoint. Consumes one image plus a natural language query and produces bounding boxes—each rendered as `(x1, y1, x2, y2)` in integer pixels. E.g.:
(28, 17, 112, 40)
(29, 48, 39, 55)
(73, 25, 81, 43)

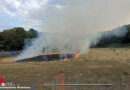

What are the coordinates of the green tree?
(125, 24, 130, 42)
(0, 32, 5, 50)
(2, 27, 28, 50)
(28, 28, 38, 38)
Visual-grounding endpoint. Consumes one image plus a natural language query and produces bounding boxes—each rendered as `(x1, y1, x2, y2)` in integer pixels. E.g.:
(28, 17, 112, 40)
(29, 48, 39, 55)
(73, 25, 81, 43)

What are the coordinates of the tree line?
(94, 24, 130, 47)
(0, 25, 130, 51)
(0, 27, 38, 51)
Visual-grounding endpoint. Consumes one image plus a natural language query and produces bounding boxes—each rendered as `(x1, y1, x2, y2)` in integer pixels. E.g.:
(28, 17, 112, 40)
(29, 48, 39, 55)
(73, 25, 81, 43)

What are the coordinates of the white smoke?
(14, 0, 129, 61)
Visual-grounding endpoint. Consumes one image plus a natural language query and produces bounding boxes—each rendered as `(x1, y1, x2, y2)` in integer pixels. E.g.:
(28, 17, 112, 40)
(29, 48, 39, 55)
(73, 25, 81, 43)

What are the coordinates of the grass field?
(0, 48, 130, 89)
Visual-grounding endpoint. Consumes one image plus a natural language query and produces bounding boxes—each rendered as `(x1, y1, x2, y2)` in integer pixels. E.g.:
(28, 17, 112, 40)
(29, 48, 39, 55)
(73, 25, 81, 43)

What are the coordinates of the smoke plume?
(14, 0, 129, 61)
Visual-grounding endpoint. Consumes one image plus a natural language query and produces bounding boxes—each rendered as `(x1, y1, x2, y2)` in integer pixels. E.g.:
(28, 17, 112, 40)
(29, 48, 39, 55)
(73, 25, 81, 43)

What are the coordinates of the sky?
(0, 0, 130, 32)
(0, 0, 47, 31)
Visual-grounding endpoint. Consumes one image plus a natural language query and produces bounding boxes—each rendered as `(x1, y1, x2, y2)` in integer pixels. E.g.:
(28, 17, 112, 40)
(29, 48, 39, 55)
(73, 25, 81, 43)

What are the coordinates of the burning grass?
(13, 53, 80, 62)
(0, 48, 130, 90)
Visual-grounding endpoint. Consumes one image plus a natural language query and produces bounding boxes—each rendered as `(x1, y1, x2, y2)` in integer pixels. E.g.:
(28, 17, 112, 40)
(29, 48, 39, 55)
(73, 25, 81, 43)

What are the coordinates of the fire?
(74, 53, 80, 58)
(10, 57, 16, 63)
(13, 53, 80, 62)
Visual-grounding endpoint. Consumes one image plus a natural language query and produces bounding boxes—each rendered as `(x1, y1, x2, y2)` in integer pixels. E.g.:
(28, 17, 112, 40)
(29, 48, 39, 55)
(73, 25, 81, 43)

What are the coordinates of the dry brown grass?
(0, 48, 130, 89)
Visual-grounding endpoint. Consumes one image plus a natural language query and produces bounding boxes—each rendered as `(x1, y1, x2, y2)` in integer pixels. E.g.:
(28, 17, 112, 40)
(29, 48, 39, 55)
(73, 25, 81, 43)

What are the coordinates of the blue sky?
(0, 14, 23, 30)
(0, 9, 22, 30)
(0, 0, 48, 31)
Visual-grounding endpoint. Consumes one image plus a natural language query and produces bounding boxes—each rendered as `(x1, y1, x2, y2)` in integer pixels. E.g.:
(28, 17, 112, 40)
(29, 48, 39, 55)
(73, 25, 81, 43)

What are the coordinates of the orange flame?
(10, 57, 16, 63)
(74, 53, 80, 59)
